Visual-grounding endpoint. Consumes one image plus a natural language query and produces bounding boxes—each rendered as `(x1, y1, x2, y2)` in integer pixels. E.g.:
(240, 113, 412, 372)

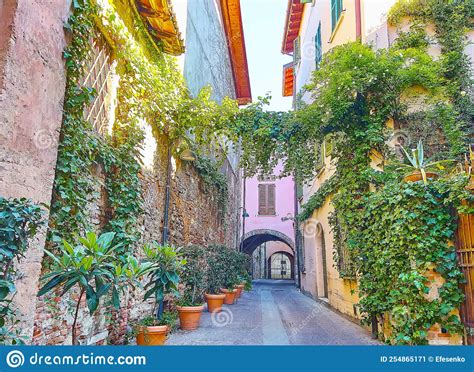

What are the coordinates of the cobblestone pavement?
(167, 280, 380, 345)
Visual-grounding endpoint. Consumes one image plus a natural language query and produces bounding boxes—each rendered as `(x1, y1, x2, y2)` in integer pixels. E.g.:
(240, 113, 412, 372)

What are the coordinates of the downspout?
(157, 145, 173, 321)
(355, 0, 362, 41)
(240, 175, 247, 252)
(162, 145, 172, 246)
(293, 175, 301, 289)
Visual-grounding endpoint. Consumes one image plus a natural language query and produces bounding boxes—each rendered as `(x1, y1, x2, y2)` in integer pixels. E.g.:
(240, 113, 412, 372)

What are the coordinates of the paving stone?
(167, 280, 380, 345)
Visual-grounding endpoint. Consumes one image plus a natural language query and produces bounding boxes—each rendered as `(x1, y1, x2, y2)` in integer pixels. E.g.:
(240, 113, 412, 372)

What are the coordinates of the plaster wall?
(0, 0, 70, 341)
(244, 161, 295, 243)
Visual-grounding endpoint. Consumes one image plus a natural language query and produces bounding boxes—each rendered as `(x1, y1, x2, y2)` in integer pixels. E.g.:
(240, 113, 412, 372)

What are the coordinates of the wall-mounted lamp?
(179, 149, 196, 162)
(281, 212, 294, 222)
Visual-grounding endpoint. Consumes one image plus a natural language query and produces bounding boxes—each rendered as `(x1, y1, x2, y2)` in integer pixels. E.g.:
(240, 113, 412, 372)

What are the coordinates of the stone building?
(281, 0, 473, 345)
(0, 0, 250, 345)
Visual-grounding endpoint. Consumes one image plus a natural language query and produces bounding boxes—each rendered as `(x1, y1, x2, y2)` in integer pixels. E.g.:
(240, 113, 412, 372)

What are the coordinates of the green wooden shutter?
(315, 22, 322, 68)
(331, 0, 343, 32)
(300, 0, 312, 3)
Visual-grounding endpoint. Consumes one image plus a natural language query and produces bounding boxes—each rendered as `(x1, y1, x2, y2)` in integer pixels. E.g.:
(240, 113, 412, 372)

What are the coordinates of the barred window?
(81, 35, 115, 135)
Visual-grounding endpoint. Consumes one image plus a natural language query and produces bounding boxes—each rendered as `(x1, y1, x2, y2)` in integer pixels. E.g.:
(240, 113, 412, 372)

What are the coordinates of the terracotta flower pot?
(234, 284, 244, 298)
(177, 305, 204, 330)
(403, 171, 438, 183)
(136, 325, 168, 346)
(220, 288, 237, 305)
(205, 293, 226, 313)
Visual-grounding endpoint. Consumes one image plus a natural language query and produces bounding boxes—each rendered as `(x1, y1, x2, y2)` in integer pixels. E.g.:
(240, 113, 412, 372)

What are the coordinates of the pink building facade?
(240, 162, 296, 280)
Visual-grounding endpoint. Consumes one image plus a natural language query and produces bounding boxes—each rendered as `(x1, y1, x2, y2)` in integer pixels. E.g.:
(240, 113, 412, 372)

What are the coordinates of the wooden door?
(456, 203, 474, 344)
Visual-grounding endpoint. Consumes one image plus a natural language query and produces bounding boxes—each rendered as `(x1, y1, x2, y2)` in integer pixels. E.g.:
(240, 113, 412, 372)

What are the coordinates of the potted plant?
(38, 232, 131, 345)
(176, 245, 206, 330)
(135, 243, 184, 345)
(220, 275, 239, 305)
(133, 311, 178, 346)
(204, 248, 226, 313)
(396, 140, 453, 184)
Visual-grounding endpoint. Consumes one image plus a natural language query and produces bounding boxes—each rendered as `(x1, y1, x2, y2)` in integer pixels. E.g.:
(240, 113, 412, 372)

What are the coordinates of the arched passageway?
(241, 229, 295, 281)
(268, 251, 294, 279)
(240, 229, 295, 254)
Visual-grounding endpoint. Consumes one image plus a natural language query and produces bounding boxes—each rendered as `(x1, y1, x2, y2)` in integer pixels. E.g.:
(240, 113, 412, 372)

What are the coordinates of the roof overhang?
(135, 0, 185, 56)
(219, 0, 252, 106)
(282, 62, 294, 97)
(281, 0, 305, 55)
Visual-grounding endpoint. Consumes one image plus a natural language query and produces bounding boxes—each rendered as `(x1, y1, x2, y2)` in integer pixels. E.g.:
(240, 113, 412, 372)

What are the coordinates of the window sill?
(257, 214, 277, 217)
(329, 10, 346, 43)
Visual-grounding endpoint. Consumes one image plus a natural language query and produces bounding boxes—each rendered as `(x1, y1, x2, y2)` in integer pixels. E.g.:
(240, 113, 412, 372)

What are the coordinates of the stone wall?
(31, 130, 240, 345)
(0, 0, 70, 341)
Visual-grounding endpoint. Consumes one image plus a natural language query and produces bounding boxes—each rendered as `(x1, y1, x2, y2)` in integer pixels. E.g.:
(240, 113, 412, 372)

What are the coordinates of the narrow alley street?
(167, 280, 379, 345)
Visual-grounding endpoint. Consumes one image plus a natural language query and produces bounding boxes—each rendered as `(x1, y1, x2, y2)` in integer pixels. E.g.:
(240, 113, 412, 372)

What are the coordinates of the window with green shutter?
(315, 141, 325, 171)
(331, 0, 343, 32)
(293, 36, 301, 65)
(300, 0, 313, 3)
(315, 22, 322, 68)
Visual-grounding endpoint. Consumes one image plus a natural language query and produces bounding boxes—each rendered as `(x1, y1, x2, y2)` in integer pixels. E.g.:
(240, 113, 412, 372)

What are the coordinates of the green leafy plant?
(38, 231, 134, 345)
(177, 245, 206, 306)
(139, 243, 184, 319)
(0, 197, 44, 344)
(395, 140, 453, 184)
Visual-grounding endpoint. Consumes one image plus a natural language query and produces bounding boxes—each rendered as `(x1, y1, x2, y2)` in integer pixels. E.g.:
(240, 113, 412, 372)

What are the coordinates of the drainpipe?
(293, 175, 301, 289)
(355, 0, 362, 41)
(242, 176, 246, 238)
(157, 145, 173, 321)
(162, 145, 172, 246)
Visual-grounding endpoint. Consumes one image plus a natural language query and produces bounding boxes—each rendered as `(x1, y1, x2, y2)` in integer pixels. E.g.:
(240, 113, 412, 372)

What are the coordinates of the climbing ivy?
(353, 180, 468, 344)
(232, 0, 472, 344)
(49, 0, 238, 254)
(193, 155, 229, 212)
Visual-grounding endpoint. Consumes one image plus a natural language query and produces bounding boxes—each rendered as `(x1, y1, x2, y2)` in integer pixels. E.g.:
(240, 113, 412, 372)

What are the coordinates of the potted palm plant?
(38, 232, 132, 345)
(396, 140, 453, 184)
(134, 243, 184, 345)
(176, 245, 206, 330)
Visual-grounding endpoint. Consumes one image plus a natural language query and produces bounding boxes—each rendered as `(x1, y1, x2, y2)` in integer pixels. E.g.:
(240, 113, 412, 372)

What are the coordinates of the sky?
(240, 0, 293, 112)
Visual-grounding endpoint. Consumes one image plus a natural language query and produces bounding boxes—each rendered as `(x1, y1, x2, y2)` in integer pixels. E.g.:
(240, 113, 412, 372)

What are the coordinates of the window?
(293, 36, 301, 65)
(331, 0, 343, 32)
(257, 174, 276, 182)
(315, 22, 322, 68)
(81, 34, 114, 135)
(258, 184, 276, 215)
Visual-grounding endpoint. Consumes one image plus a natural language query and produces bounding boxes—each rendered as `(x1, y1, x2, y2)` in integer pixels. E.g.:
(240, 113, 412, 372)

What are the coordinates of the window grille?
(81, 35, 114, 135)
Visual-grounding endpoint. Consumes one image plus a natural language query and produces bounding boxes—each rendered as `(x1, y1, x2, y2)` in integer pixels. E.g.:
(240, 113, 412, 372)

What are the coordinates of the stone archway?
(240, 229, 295, 255)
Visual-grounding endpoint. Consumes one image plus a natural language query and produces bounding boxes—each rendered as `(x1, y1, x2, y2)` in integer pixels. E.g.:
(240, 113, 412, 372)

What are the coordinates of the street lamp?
(237, 206, 249, 252)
